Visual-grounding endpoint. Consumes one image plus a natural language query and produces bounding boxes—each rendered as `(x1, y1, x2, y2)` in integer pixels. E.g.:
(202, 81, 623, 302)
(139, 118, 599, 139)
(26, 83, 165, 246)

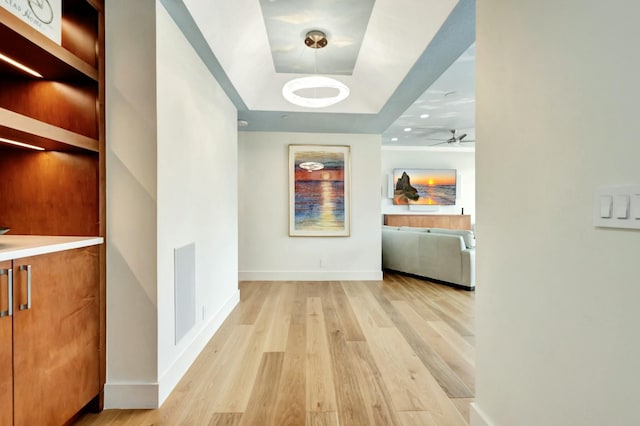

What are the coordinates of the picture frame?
(392, 168, 457, 205)
(289, 144, 351, 237)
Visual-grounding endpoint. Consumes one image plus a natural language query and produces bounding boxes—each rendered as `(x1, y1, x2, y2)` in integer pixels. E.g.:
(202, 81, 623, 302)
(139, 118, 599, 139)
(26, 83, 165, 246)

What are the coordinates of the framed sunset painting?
(392, 169, 457, 205)
(289, 145, 351, 237)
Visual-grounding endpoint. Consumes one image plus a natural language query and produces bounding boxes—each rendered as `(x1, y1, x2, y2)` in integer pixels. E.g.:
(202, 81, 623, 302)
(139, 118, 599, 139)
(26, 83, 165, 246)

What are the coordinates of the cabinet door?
(12, 247, 99, 426)
(0, 260, 12, 426)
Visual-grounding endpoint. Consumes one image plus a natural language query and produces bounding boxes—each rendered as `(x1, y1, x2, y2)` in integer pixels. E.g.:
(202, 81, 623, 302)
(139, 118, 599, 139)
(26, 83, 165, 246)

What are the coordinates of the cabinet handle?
(19, 264, 31, 311)
(0, 268, 11, 317)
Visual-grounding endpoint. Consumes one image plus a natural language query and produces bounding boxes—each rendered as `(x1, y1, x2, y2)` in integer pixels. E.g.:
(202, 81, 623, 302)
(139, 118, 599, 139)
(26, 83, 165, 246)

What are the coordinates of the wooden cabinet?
(0, 261, 13, 426)
(384, 214, 472, 230)
(0, 0, 106, 419)
(0, 247, 99, 426)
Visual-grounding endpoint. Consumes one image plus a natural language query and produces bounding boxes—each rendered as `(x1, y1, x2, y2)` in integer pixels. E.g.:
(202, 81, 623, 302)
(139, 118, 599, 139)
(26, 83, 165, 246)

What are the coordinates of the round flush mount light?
(282, 30, 350, 108)
(282, 76, 350, 108)
(237, 119, 249, 127)
(404, 127, 412, 132)
(420, 113, 430, 118)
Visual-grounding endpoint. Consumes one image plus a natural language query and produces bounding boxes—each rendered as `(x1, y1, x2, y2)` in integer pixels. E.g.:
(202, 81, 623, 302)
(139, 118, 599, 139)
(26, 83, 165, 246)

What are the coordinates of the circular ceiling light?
(282, 30, 350, 109)
(283, 76, 350, 108)
(404, 127, 412, 132)
(420, 113, 430, 118)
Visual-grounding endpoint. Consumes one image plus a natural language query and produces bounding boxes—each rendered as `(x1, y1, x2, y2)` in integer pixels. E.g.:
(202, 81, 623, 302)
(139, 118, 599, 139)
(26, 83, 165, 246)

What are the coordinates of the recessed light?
(391, 137, 398, 142)
(0, 52, 43, 78)
(0, 137, 45, 151)
(420, 113, 430, 119)
(404, 128, 412, 132)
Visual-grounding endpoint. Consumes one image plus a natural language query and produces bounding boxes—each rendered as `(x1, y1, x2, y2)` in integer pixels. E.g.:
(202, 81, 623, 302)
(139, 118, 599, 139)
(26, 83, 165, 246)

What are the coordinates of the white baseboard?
(470, 403, 494, 426)
(104, 383, 159, 409)
(238, 270, 383, 281)
(158, 290, 240, 405)
(104, 290, 240, 409)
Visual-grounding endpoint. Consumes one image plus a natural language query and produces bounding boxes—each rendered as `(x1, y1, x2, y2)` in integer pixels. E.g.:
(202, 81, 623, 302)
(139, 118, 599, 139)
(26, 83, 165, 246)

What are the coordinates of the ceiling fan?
(427, 129, 475, 146)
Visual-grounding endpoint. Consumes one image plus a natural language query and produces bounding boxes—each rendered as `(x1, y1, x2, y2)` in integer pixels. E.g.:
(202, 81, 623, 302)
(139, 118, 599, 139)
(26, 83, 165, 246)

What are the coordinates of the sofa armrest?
(461, 248, 475, 288)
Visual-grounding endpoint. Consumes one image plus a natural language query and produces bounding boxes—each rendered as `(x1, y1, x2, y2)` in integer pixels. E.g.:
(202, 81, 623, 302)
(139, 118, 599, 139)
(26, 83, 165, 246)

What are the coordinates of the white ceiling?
(383, 43, 475, 147)
(159, 0, 475, 140)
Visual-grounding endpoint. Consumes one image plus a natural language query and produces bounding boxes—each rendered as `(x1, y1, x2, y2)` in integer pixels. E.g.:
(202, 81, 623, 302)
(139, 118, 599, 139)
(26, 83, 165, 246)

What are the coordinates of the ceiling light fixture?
(282, 31, 350, 108)
(420, 113, 430, 118)
(404, 127, 412, 132)
(0, 137, 45, 151)
(0, 52, 43, 78)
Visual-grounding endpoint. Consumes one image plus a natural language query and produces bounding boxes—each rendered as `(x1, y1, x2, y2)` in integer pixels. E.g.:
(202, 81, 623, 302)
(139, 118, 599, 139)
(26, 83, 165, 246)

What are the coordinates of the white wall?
(105, 0, 159, 407)
(238, 132, 382, 281)
(105, 0, 239, 408)
(381, 146, 475, 222)
(155, 4, 239, 405)
(474, 1, 640, 425)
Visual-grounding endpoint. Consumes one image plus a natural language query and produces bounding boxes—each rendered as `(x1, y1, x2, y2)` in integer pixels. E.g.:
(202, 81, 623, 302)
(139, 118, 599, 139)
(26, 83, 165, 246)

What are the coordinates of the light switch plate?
(594, 185, 640, 229)
(599, 195, 612, 218)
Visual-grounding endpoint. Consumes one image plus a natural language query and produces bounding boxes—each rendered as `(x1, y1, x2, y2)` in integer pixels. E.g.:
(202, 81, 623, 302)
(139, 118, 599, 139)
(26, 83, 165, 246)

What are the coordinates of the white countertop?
(0, 235, 104, 261)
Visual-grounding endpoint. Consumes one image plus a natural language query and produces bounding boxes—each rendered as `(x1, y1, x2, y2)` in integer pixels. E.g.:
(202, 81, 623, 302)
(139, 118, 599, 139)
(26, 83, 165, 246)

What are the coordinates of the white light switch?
(631, 194, 640, 220)
(594, 185, 640, 229)
(614, 195, 629, 219)
(599, 195, 612, 218)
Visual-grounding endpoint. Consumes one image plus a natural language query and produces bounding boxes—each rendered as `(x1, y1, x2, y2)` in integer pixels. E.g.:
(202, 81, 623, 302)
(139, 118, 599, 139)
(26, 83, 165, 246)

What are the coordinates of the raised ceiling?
(158, 0, 475, 139)
(261, 0, 375, 75)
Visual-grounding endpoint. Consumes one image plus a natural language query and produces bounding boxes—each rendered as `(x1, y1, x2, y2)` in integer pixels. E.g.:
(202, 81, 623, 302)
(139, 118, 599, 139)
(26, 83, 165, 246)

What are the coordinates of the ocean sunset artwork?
(289, 145, 351, 236)
(393, 168, 457, 205)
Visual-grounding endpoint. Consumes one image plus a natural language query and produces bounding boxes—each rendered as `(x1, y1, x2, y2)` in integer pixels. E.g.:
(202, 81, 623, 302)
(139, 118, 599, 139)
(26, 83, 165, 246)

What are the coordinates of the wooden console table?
(384, 214, 471, 230)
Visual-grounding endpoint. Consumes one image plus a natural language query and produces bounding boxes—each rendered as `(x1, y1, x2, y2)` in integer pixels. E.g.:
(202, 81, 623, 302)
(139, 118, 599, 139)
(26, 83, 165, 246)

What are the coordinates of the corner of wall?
(104, 383, 160, 410)
(470, 403, 493, 426)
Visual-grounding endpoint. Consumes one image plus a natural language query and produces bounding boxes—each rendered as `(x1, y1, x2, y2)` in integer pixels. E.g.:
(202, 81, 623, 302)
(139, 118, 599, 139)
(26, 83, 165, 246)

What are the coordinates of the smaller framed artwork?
(289, 144, 351, 237)
(392, 168, 457, 205)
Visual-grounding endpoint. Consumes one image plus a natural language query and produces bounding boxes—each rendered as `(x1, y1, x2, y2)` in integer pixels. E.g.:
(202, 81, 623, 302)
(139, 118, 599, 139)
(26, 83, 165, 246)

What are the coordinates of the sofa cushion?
(397, 226, 475, 248)
(427, 228, 476, 249)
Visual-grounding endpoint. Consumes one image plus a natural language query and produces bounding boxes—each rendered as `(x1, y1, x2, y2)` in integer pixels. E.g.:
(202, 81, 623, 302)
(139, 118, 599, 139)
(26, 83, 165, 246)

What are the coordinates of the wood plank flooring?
(74, 272, 475, 425)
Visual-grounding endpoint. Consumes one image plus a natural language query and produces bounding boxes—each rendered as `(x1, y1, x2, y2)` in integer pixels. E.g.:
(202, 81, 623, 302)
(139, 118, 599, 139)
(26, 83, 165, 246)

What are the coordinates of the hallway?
(76, 273, 475, 425)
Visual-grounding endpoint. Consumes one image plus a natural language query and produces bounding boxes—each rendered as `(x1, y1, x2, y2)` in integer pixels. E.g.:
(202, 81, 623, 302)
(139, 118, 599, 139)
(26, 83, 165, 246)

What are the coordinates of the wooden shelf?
(384, 214, 472, 230)
(0, 7, 97, 81)
(0, 107, 98, 152)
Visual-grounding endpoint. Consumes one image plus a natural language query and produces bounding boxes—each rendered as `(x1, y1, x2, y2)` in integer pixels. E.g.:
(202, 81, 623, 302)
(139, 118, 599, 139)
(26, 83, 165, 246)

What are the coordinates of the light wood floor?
(75, 272, 475, 425)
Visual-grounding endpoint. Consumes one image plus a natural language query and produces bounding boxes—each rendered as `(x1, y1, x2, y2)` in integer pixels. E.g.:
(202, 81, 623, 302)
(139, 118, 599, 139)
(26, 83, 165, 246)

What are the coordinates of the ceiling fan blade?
(458, 133, 468, 141)
(460, 139, 476, 143)
(429, 141, 449, 146)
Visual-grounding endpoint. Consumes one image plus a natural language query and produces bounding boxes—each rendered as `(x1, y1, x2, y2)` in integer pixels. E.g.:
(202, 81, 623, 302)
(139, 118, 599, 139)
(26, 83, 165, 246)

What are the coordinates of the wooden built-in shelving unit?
(0, 0, 106, 421)
(0, 0, 101, 153)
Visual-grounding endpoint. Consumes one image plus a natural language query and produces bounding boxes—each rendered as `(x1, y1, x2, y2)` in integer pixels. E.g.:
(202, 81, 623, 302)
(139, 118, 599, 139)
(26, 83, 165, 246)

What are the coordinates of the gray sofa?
(381, 225, 476, 289)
